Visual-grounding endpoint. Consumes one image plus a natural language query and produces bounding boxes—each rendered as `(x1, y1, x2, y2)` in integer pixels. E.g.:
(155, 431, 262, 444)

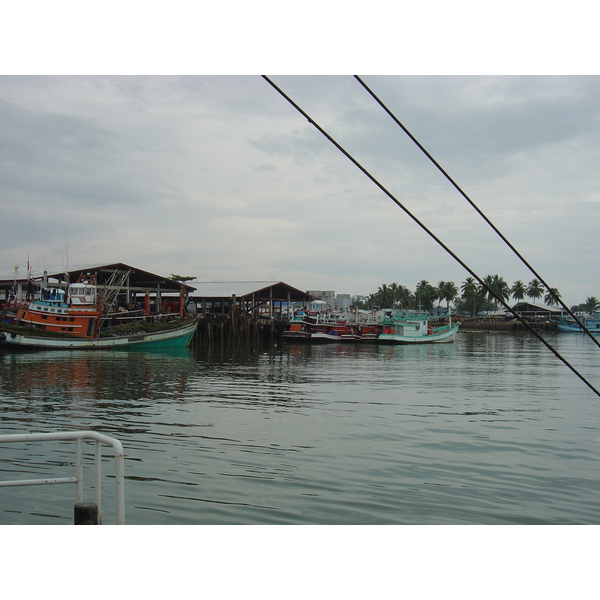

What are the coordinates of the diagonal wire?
(354, 74, 600, 350)
(262, 75, 600, 398)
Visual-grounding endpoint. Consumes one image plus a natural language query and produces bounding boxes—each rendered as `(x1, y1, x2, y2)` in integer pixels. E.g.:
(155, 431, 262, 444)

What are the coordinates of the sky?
(2, 6, 599, 309)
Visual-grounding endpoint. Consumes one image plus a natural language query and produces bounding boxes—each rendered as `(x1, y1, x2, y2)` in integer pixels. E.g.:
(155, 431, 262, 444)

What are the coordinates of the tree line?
(352, 276, 600, 316)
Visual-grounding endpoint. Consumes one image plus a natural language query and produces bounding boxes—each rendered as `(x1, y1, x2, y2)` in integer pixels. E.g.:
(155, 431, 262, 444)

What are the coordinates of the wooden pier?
(192, 307, 288, 348)
(190, 313, 561, 348)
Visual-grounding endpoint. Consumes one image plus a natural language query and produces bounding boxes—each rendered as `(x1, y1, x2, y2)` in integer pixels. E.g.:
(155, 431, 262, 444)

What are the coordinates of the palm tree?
(435, 281, 445, 308)
(527, 279, 544, 303)
(388, 282, 400, 308)
(394, 285, 413, 309)
(460, 277, 483, 316)
(582, 296, 600, 315)
(415, 280, 436, 312)
(367, 292, 378, 310)
(415, 280, 429, 311)
(461, 277, 479, 297)
(482, 275, 495, 306)
(437, 280, 458, 312)
(510, 280, 527, 303)
(376, 284, 392, 308)
(544, 288, 561, 307)
(482, 274, 510, 311)
(493, 276, 510, 310)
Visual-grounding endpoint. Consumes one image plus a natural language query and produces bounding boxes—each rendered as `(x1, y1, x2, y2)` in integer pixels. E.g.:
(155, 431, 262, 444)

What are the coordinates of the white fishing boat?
(377, 310, 460, 344)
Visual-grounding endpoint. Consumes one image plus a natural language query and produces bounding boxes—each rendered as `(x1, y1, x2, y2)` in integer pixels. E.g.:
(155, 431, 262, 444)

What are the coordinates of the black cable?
(354, 75, 600, 351)
(262, 75, 600, 398)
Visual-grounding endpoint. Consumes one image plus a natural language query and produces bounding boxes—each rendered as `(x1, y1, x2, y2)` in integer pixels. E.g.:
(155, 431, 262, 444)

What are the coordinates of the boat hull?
(377, 324, 459, 344)
(281, 331, 379, 343)
(0, 320, 198, 350)
(281, 331, 313, 341)
(281, 312, 460, 344)
(557, 320, 600, 333)
(282, 315, 382, 343)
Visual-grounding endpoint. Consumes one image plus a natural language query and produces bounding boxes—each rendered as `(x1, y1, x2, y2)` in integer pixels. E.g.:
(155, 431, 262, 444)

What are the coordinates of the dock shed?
(1, 262, 195, 315)
(511, 302, 562, 320)
(190, 281, 312, 318)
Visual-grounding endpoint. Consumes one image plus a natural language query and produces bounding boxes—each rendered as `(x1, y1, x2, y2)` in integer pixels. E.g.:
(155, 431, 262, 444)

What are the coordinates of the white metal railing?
(0, 431, 125, 524)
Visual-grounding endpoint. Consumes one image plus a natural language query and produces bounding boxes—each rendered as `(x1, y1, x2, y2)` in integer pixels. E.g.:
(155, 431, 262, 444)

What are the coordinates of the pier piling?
(74, 502, 101, 525)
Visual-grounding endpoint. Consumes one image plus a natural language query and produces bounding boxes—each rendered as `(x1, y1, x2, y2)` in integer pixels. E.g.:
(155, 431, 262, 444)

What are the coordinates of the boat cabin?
(40, 287, 66, 305)
(68, 283, 97, 306)
(382, 319, 426, 338)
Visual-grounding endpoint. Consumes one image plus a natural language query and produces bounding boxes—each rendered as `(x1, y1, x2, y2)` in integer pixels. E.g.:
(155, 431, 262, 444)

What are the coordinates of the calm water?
(1, 332, 599, 525)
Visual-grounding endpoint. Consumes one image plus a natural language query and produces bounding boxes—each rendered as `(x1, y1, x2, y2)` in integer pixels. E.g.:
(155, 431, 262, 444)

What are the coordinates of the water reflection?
(1, 332, 599, 525)
(0, 348, 196, 433)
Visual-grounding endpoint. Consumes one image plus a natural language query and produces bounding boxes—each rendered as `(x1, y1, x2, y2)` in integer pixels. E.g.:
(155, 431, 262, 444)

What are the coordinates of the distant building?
(335, 294, 353, 311)
(511, 302, 562, 319)
(307, 290, 335, 304)
(190, 281, 312, 318)
(307, 290, 352, 312)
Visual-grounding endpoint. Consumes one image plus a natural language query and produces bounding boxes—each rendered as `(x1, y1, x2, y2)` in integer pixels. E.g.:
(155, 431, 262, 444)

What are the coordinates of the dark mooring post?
(74, 502, 101, 525)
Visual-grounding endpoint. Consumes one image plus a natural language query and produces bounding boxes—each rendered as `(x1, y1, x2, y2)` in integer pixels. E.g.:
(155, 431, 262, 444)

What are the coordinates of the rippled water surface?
(1, 332, 599, 525)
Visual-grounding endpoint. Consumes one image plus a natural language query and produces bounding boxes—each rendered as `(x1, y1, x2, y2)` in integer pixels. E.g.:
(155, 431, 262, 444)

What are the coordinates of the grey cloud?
(2, 75, 599, 305)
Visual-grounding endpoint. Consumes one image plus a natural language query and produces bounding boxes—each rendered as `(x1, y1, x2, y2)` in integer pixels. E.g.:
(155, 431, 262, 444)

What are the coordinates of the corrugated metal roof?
(190, 281, 310, 300)
(513, 302, 559, 311)
(0, 263, 196, 291)
(190, 281, 276, 297)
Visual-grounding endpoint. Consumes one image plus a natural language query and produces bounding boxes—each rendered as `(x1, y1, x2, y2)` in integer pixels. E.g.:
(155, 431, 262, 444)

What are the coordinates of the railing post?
(75, 437, 83, 503)
(0, 431, 125, 524)
(94, 440, 102, 518)
(115, 448, 125, 525)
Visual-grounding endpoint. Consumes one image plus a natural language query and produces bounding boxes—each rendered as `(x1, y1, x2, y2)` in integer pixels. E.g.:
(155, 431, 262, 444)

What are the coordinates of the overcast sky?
(2, 8, 599, 308)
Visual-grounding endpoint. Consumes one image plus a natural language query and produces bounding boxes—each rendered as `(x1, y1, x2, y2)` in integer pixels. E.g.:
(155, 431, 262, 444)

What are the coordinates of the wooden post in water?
(230, 295, 237, 346)
(74, 502, 100, 525)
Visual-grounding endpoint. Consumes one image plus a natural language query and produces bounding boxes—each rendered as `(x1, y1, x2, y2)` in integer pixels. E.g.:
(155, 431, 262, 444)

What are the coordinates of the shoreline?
(458, 319, 557, 332)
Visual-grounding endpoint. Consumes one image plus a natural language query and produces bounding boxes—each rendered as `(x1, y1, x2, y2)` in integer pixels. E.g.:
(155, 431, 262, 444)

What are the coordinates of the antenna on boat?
(65, 226, 69, 277)
(13, 263, 18, 296)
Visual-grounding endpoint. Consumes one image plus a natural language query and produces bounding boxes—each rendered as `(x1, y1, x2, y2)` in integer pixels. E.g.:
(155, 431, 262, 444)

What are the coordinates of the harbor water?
(1, 331, 599, 525)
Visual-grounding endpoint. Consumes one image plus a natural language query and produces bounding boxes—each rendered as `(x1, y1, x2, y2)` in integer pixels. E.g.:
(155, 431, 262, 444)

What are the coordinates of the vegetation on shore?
(351, 276, 599, 315)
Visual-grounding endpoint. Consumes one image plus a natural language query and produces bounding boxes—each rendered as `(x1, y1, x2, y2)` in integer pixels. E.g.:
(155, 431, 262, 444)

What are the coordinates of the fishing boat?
(282, 311, 351, 342)
(282, 308, 381, 343)
(376, 310, 460, 344)
(0, 319, 198, 350)
(557, 317, 600, 334)
(0, 275, 197, 350)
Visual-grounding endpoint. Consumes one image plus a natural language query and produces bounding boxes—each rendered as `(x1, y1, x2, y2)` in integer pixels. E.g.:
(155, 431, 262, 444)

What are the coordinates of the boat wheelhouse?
(14, 278, 101, 338)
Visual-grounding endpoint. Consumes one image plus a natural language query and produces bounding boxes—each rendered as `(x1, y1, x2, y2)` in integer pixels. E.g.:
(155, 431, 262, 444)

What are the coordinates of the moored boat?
(282, 308, 382, 343)
(557, 317, 600, 333)
(0, 319, 198, 349)
(281, 307, 460, 344)
(0, 274, 197, 350)
(377, 310, 460, 344)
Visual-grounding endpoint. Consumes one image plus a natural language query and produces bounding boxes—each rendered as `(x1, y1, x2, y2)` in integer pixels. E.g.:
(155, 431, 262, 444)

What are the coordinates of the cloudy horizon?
(2, 75, 599, 307)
